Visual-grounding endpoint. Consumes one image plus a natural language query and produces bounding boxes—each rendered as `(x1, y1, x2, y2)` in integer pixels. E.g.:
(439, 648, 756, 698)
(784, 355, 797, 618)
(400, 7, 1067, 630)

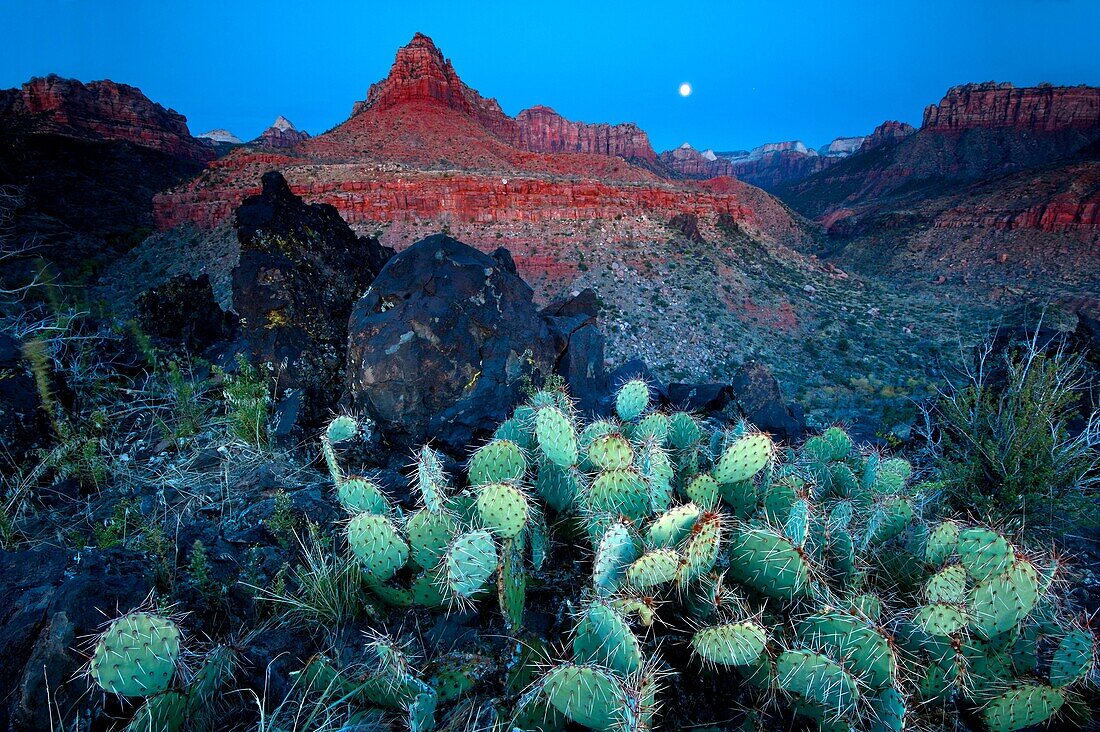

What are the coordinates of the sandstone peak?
(271, 115, 296, 131)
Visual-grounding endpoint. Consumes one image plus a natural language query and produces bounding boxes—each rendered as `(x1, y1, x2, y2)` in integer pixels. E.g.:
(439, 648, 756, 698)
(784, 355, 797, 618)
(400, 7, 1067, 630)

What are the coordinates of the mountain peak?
(271, 115, 295, 131)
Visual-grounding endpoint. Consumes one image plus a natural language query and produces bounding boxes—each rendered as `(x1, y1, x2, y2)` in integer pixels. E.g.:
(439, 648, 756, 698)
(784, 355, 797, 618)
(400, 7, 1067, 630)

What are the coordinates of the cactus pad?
(797, 612, 897, 691)
(406, 509, 458, 570)
(726, 526, 810, 600)
(541, 664, 629, 730)
(89, 612, 180, 697)
(677, 512, 722, 585)
(615, 379, 650, 422)
(337, 477, 389, 515)
(647, 503, 702, 548)
(535, 406, 578, 468)
(593, 521, 640, 597)
(925, 520, 959, 567)
(776, 649, 860, 722)
(468, 440, 527, 486)
(475, 482, 529, 539)
(958, 528, 1015, 582)
(969, 559, 1040, 638)
(444, 529, 498, 599)
(325, 415, 358, 444)
(1050, 628, 1095, 687)
(573, 602, 643, 676)
(684, 473, 719, 510)
(713, 433, 774, 485)
(980, 683, 1064, 732)
(626, 548, 681, 589)
(668, 411, 701, 449)
(587, 434, 634, 471)
(589, 468, 650, 521)
(348, 513, 409, 582)
(691, 622, 767, 667)
(913, 603, 969, 637)
(924, 564, 966, 604)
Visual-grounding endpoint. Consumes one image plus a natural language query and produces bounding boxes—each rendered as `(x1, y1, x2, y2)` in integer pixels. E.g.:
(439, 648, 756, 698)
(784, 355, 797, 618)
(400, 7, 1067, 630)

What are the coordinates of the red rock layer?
(922, 82, 1100, 132)
(155, 169, 784, 236)
(0, 74, 212, 162)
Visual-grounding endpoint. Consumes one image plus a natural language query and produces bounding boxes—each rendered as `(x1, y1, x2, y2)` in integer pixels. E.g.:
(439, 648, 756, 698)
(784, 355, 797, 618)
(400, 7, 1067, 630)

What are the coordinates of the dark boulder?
(729, 360, 805, 441)
(0, 332, 48, 467)
(542, 289, 608, 414)
(0, 546, 153, 730)
(136, 273, 237, 354)
(667, 382, 733, 413)
(230, 171, 394, 433)
(344, 234, 563, 455)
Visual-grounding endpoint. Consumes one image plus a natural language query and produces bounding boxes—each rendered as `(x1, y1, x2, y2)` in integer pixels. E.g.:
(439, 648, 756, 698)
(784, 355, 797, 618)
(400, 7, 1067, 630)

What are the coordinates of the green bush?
(924, 340, 1098, 536)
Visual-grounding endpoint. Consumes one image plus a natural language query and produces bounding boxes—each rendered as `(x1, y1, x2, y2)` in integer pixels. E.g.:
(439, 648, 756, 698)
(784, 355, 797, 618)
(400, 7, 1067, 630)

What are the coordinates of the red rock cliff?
(0, 74, 213, 161)
(922, 82, 1100, 132)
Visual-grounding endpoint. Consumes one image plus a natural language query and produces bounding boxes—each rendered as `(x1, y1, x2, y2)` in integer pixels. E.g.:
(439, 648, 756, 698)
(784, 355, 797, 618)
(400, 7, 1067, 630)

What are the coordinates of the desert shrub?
(218, 354, 272, 448)
(923, 337, 1099, 535)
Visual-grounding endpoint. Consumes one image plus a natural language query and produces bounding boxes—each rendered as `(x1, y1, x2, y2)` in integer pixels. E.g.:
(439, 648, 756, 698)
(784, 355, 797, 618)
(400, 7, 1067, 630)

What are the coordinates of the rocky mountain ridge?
(153, 33, 811, 284)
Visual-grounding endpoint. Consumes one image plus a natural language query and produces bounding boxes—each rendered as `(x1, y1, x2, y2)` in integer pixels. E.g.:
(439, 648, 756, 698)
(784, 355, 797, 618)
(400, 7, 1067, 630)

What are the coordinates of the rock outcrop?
(231, 171, 394, 432)
(253, 115, 310, 148)
(922, 82, 1100, 132)
(0, 75, 212, 162)
(344, 234, 564, 455)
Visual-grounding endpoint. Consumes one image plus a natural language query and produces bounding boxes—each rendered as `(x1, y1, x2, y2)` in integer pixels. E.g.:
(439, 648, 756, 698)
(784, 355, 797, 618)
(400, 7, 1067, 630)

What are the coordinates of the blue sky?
(2, 0, 1098, 152)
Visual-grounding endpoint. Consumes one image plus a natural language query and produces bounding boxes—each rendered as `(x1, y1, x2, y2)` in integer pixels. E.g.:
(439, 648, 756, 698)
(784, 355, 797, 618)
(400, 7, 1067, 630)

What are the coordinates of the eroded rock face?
(0, 74, 212, 162)
(231, 172, 394, 431)
(344, 234, 564, 454)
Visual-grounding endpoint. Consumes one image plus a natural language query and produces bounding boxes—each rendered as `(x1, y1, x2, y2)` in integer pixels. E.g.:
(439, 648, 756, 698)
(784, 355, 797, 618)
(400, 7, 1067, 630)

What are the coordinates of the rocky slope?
(775, 83, 1100, 305)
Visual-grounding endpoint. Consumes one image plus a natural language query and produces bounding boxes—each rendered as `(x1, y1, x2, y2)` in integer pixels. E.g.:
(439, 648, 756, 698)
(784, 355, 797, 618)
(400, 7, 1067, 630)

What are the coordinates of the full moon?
(679, 82, 692, 97)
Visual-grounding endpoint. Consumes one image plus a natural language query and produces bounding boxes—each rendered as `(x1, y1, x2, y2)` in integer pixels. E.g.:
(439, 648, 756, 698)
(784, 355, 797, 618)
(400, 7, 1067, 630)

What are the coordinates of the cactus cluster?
(315, 383, 1095, 732)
